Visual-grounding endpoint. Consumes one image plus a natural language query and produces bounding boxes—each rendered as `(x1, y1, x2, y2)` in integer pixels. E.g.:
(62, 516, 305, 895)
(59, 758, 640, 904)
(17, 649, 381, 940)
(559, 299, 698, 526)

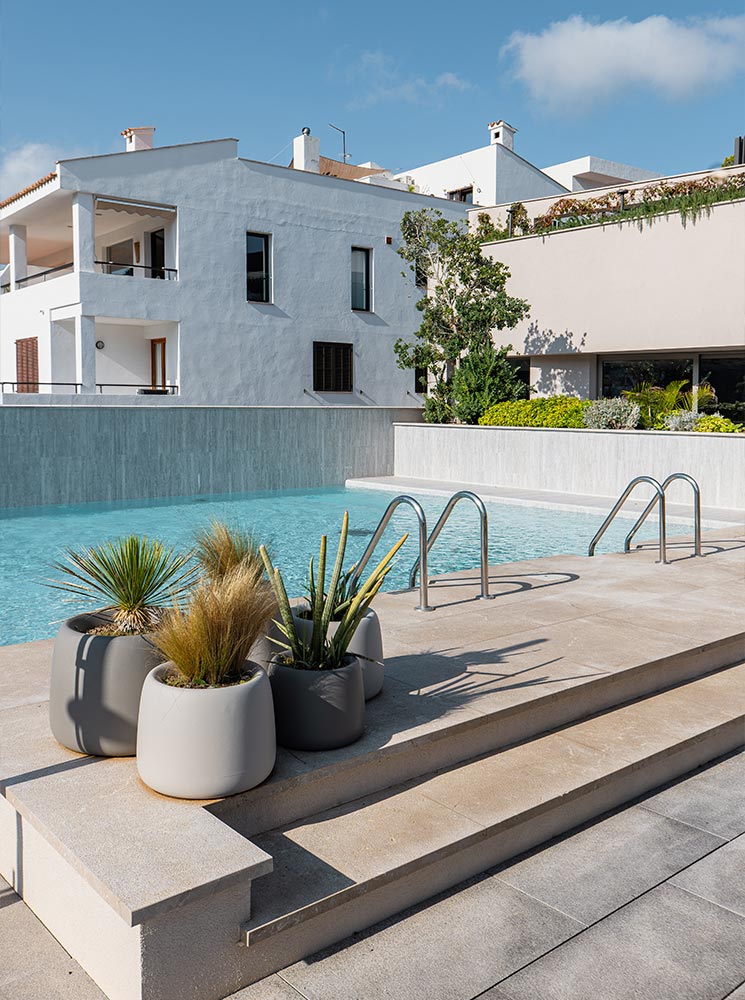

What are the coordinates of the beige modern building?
(473, 165, 745, 412)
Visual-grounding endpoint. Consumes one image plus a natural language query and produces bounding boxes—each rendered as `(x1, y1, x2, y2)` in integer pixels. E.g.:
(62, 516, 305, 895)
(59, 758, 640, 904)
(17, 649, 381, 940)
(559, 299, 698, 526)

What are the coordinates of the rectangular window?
(414, 366, 428, 394)
(447, 187, 473, 204)
(313, 342, 353, 393)
(246, 232, 271, 302)
(105, 239, 134, 276)
(351, 247, 371, 311)
(601, 357, 693, 398)
(15, 336, 39, 393)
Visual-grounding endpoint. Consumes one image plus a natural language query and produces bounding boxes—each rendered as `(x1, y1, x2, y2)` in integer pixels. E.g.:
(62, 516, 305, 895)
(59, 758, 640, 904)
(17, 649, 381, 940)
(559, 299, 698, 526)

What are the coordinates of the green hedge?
(479, 396, 591, 428)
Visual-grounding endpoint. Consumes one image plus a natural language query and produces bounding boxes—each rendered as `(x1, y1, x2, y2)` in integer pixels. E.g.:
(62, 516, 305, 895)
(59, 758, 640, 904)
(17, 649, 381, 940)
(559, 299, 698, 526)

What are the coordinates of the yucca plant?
(154, 563, 276, 687)
(48, 535, 196, 635)
(193, 520, 264, 583)
(261, 512, 407, 670)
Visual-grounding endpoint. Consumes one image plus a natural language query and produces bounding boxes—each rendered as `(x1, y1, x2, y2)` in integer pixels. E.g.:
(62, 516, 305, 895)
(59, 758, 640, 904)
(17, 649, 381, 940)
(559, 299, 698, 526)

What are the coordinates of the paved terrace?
(0, 527, 743, 998)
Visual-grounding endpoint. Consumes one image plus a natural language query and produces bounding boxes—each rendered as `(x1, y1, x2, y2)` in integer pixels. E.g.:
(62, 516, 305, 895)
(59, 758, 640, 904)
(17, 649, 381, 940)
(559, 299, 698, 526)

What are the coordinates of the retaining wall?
(393, 423, 745, 511)
(0, 406, 418, 508)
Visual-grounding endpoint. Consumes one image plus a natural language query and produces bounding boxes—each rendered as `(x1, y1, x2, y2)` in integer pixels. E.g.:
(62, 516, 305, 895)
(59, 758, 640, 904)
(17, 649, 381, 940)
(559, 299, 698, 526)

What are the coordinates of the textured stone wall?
(0, 406, 418, 508)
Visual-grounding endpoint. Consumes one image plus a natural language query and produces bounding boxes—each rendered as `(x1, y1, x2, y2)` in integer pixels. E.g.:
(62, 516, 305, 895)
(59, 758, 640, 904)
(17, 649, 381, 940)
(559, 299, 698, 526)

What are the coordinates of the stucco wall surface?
(0, 406, 418, 508)
(393, 423, 745, 511)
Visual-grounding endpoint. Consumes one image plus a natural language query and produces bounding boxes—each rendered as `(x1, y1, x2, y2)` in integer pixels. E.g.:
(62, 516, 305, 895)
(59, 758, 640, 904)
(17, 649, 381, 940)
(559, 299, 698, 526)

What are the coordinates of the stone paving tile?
(229, 974, 306, 999)
(640, 752, 745, 840)
(0, 639, 54, 711)
(671, 835, 745, 917)
(494, 805, 725, 925)
(0, 877, 104, 999)
(279, 875, 581, 1000)
(484, 883, 745, 1000)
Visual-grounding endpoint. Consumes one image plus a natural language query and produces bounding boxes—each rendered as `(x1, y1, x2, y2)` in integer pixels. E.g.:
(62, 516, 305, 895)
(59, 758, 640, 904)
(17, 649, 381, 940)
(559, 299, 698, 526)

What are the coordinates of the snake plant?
(260, 512, 407, 670)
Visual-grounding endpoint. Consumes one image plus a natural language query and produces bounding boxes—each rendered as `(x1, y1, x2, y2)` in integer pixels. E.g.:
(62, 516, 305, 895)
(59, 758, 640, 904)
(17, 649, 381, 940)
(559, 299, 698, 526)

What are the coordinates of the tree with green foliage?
(451, 343, 527, 425)
(394, 208, 530, 423)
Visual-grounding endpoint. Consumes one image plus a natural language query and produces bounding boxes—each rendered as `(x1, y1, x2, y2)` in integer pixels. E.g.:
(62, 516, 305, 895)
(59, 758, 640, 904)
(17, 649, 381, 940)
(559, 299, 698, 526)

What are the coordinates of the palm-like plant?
(624, 380, 716, 428)
(193, 520, 264, 583)
(49, 535, 196, 635)
(261, 512, 407, 670)
(154, 563, 276, 687)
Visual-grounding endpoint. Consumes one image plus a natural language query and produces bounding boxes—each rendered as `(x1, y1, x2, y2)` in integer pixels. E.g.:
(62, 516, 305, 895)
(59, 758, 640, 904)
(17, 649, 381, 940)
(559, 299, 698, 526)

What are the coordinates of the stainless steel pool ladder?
(409, 491, 494, 601)
(588, 473, 702, 564)
(350, 495, 435, 611)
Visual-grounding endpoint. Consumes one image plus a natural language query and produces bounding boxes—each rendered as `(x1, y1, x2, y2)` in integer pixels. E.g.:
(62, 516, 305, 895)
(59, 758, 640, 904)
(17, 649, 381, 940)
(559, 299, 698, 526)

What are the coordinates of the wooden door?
(150, 338, 166, 388)
(15, 337, 39, 392)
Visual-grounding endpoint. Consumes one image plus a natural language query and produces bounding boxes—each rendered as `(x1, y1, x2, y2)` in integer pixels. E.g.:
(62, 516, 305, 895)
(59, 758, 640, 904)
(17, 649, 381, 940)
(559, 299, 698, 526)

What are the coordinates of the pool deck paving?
(0, 524, 743, 999)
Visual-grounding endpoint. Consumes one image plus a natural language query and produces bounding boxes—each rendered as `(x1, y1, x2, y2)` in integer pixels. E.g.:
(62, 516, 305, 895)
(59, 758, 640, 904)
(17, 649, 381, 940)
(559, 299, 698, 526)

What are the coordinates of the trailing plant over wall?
(479, 396, 590, 428)
(477, 172, 745, 243)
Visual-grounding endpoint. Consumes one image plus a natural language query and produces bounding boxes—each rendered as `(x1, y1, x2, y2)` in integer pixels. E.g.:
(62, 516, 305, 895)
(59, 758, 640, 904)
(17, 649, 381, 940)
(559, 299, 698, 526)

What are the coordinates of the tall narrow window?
(313, 342, 353, 392)
(351, 247, 371, 311)
(246, 232, 271, 302)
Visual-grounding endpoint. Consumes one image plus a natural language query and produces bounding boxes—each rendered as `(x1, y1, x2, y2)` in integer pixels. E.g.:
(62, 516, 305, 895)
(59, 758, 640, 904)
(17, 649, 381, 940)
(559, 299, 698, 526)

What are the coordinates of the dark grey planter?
(292, 607, 384, 700)
(267, 655, 365, 750)
(49, 613, 162, 756)
(136, 663, 276, 799)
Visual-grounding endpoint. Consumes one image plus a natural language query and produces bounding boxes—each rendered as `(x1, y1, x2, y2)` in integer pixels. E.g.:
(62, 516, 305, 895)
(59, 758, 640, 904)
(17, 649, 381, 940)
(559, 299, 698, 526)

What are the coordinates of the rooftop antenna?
(328, 123, 351, 162)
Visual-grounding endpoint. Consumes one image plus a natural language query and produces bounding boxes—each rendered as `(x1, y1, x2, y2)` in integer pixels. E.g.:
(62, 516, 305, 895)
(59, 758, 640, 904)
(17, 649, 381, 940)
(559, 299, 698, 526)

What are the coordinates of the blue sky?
(1, 1, 743, 196)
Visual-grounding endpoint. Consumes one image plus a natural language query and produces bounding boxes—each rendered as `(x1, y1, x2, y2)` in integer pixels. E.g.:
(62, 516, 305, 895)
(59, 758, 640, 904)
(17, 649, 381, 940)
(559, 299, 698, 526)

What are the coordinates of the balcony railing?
(1, 381, 81, 393)
(96, 383, 179, 395)
(14, 263, 75, 289)
(94, 261, 177, 279)
(1, 283, 9, 294)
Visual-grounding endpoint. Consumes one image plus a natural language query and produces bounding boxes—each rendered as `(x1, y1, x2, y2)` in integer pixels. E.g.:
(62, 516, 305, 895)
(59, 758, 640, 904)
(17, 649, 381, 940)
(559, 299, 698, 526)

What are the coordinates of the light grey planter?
(292, 607, 384, 700)
(267, 655, 365, 751)
(136, 663, 276, 799)
(49, 613, 162, 757)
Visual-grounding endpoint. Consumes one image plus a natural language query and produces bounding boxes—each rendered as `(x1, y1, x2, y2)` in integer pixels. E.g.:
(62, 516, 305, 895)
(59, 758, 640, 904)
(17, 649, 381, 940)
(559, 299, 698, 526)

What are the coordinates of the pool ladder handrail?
(350, 495, 435, 611)
(624, 473, 702, 557)
(409, 490, 494, 601)
(588, 476, 668, 563)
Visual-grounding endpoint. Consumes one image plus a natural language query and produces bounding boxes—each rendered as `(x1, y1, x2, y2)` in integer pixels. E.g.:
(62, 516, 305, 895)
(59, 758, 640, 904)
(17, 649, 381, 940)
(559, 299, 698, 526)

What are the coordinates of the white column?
(72, 193, 96, 272)
(8, 224, 27, 290)
(75, 315, 96, 393)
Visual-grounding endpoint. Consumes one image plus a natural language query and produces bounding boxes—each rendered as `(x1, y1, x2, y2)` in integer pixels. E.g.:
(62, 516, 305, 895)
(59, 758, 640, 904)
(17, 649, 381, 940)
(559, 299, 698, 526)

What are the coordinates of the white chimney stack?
(121, 127, 156, 152)
(293, 127, 320, 173)
(488, 120, 516, 151)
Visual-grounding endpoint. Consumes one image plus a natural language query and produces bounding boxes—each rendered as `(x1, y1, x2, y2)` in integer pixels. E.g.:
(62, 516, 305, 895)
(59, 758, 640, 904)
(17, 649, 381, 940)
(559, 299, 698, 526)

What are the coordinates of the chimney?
(121, 127, 156, 152)
(487, 120, 516, 151)
(293, 127, 320, 173)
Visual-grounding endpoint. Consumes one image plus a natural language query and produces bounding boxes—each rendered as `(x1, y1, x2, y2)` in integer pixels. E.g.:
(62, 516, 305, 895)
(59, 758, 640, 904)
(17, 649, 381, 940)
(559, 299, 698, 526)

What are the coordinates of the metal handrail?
(624, 473, 702, 557)
(1, 381, 81, 393)
(588, 476, 667, 563)
(94, 261, 177, 279)
(96, 383, 179, 394)
(350, 495, 434, 611)
(14, 262, 74, 288)
(409, 491, 494, 600)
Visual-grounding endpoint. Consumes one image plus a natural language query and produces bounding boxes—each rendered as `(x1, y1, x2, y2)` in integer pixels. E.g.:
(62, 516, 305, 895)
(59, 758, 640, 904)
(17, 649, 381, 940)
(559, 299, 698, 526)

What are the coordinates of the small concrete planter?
(293, 607, 384, 700)
(136, 663, 276, 799)
(267, 655, 365, 751)
(49, 613, 162, 757)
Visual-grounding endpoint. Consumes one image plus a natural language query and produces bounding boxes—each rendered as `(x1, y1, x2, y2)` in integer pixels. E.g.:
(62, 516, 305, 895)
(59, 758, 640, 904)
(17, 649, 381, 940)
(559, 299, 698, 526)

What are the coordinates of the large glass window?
(699, 355, 745, 404)
(314, 342, 353, 393)
(601, 357, 694, 397)
(246, 232, 271, 302)
(105, 239, 134, 276)
(351, 247, 371, 311)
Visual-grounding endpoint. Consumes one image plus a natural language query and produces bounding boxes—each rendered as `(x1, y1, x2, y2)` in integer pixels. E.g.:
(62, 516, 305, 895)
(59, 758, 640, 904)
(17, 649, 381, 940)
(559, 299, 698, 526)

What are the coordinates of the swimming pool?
(0, 485, 694, 646)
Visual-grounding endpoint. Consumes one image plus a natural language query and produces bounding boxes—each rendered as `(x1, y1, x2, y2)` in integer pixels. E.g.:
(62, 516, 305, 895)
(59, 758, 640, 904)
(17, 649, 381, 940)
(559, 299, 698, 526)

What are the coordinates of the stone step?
(211, 629, 745, 839)
(241, 661, 745, 973)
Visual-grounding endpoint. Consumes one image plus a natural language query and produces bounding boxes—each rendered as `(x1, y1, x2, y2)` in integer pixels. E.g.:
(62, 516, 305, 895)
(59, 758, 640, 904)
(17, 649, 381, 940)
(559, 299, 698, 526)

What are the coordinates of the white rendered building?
(473, 165, 745, 407)
(394, 120, 660, 206)
(0, 127, 465, 406)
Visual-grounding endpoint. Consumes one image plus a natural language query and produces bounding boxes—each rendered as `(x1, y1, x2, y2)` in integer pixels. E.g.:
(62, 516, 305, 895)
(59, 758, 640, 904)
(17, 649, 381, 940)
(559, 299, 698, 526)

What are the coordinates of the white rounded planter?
(292, 607, 384, 700)
(136, 663, 276, 799)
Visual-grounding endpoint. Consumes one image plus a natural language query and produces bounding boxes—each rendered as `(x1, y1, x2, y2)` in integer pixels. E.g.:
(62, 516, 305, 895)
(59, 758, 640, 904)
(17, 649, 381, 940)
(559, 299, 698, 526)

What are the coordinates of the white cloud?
(502, 14, 745, 111)
(346, 52, 472, 110)
(0, 143, 59, 199)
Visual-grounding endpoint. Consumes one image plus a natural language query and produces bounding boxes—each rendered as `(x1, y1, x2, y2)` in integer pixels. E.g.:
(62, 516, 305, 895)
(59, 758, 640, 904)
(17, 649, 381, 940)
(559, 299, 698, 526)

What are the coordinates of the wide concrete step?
(212, 629, 745, 839)
(242, 662, 745, 962)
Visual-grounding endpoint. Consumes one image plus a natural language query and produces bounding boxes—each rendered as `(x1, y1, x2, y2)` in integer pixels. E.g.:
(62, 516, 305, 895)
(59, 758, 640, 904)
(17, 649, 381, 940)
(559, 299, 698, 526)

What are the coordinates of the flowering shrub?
(583, 398, 640, 430)
(694, 414, 743, 433)
(479, 396, 590, 428)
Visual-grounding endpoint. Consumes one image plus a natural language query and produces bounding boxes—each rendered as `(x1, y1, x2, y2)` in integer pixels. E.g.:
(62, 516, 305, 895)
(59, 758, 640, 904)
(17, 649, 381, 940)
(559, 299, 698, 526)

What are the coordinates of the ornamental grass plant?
(154, 563, 276, 687)
(193, 520, 265, 583)
(261, 512, 407, 670)
(48, 535, 196, 635)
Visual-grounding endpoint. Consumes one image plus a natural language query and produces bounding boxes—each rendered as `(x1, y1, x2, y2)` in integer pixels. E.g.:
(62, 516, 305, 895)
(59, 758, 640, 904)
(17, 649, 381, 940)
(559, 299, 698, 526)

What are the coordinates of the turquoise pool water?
(0, 485, 688, 646)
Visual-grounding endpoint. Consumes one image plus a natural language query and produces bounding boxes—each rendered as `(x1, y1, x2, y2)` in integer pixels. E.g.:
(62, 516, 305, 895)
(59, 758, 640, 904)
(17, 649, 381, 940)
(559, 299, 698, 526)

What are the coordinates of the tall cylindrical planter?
(49, 614, 162, 756)
(292, 607, 384, 700)
(136, 663, 276, 799)
(267, 655, 365, 751)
